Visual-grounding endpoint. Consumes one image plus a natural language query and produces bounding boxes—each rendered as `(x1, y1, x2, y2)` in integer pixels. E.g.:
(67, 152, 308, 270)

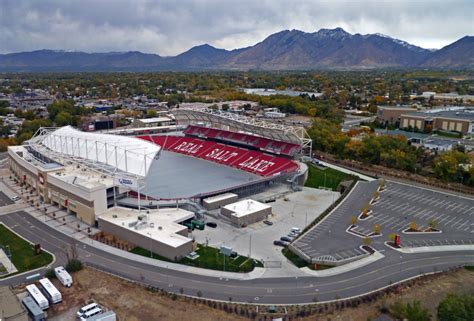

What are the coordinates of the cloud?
(0, 0, 472, 54)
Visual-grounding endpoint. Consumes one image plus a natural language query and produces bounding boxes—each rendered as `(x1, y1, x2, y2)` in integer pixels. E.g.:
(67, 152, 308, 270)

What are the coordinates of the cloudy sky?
(1, 0, 473, 55)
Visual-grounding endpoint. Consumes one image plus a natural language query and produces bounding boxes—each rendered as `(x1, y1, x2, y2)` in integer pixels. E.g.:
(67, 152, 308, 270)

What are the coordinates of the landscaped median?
(0, 223, 54, 278)
(131, 244, 263, 273)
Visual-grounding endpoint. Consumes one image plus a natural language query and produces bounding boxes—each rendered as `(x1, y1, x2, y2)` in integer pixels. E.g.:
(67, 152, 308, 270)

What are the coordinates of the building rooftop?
(423, 138, 455, 147)
(136, 117, 173, 123)
(0, 286, 28, 321)
(378, 105, 417, 110)
(403, 107, 474, 121)
(100, 207, 194, 248)
(203, 193, 238, 204)
(223, 199, 271, 218)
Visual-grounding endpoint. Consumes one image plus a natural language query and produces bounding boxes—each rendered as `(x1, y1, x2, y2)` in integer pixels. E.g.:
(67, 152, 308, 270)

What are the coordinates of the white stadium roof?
(29, 126, 160, 177)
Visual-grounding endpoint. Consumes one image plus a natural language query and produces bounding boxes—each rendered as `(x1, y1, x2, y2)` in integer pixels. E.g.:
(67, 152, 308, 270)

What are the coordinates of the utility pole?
(249, 234, 252, 258)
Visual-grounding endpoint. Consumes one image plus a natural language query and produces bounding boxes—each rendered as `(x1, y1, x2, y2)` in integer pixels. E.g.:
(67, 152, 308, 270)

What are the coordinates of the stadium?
(6, 108, 311, 260)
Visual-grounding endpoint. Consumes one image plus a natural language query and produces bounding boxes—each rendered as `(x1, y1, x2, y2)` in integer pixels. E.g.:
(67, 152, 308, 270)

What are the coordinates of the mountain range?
(0, 28, 472, 71)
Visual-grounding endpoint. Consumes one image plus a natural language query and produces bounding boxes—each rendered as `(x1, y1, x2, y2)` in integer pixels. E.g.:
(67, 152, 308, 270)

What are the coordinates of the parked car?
(291, 227, 301, 233)
(280, 236, 292, 243)
(206, 222, 217, 228)
(10, 196, 20, 201)
(263, 220, 273, 226)
(273, 240, 289, 247)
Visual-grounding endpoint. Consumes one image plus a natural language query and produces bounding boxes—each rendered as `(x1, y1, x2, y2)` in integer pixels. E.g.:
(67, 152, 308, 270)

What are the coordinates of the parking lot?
(292, 180, 474, 263)
(358, 181, 473, 247)
(293, 180, 380, 263)
(191, 187, 339, 268)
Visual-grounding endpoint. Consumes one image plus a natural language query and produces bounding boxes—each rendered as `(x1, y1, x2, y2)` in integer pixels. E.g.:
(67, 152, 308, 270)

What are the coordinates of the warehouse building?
(400, 107, 474, 134)
(221, 199, 272, 227)
(376, 106, 417, 126)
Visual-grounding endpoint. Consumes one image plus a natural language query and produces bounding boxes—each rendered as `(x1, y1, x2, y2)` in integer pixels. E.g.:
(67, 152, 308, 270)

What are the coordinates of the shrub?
(65, 259, 83, 272)
(437, 294, 474, 321)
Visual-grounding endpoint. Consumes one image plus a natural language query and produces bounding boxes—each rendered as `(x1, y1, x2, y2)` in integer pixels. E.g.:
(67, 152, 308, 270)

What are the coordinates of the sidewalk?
(396, 245, 474, 254)
(24, 202, 268, 280)
(319, 160, 376, 182)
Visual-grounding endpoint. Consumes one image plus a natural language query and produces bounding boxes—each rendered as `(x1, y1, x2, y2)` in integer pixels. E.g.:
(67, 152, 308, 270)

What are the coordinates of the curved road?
(1, 211, 472, 305)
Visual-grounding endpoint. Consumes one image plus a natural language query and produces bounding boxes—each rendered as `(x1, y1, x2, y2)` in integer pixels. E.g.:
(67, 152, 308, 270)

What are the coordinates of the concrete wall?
(98, 218, 193, 261)
(202, 193, 238, 210)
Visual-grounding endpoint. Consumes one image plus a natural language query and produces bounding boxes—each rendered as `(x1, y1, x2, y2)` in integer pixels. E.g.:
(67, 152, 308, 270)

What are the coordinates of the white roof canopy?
(38, 126, 160, 177)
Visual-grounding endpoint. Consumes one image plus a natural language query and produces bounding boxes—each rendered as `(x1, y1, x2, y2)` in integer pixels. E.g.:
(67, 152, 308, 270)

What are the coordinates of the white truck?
(54, 266, 73, 287)
(39, 278, 62, 304)
(26, 284, 49, 310)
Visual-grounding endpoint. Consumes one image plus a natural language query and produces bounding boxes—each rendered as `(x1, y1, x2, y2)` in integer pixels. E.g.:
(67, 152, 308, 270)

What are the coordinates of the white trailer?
(26, 284, 49, 310)
(39, 278, 62, 304)
(54, 266, 73, 287)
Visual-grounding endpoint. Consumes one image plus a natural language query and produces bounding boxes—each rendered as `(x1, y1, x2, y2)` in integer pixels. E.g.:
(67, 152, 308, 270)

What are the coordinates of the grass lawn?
(130, 247, 172, 262)
(305, 164, 349, 191)
(433, 130, 463, 138)
(131, 245, 263, 273)
(0, 224, 53, 277)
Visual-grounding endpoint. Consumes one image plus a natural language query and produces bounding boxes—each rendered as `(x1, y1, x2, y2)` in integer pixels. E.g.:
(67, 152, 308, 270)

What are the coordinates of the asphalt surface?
(293, 180, 474, 263)
(0, 191, 14, 206)
(1, 211, 472, 304)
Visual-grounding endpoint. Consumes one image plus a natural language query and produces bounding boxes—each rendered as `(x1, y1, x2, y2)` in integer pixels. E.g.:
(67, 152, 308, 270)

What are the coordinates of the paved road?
(1, 211, 472, 304)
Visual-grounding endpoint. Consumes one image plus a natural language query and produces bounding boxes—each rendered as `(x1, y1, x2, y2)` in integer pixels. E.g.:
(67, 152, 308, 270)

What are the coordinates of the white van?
(54, 266, 73, 287)
(80, 307, 103, 320)
(77, 303, 100, 319)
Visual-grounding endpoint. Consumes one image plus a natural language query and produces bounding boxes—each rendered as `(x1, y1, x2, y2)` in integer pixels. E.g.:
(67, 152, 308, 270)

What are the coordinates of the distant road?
(1, 211, 472, 304)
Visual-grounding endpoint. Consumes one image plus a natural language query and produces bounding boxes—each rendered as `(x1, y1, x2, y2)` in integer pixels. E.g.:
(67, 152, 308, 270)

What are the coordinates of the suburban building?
(376, 106, 417, 126)
(422, 138, 455, 152)
(400, 107, 474, 134)
(132, 116, 175, 128)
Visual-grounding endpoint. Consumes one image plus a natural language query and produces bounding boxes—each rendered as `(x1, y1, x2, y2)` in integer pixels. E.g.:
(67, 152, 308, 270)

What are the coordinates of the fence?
(321, 153, 474, 196)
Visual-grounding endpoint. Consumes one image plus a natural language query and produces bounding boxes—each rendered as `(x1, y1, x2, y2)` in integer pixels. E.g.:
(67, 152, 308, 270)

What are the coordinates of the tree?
(437, 294, 474, 321)
(350, 215, 357, 226)
(55, 111, 74, 126)
(146, 109, 157, 118)
(432, 150, 469, 182)
(409, 221, 418, 232)
(373, 224, 381, 235)
(363, 236, 372, 247)
(428, 219, 438, 231)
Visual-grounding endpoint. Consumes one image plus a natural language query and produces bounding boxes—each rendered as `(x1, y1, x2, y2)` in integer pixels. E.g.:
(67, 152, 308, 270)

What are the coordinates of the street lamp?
(147, 232, 153, 258)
